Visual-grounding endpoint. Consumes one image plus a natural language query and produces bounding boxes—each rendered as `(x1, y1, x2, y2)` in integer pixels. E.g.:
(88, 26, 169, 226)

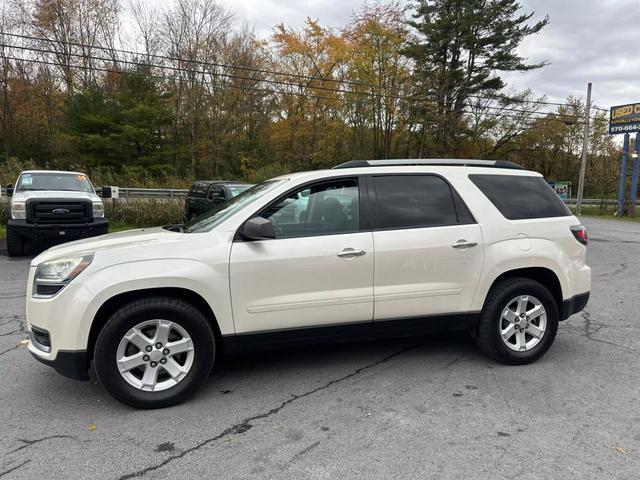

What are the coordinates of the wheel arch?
(485, 267, 563, 316)
(87, 287, 222, 361)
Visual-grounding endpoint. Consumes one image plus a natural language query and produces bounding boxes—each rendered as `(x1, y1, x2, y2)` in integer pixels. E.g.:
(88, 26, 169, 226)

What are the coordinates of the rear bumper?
(8, 218, 108, 241)
(29, 348, 90, 380)
(561, 291, 590, 320)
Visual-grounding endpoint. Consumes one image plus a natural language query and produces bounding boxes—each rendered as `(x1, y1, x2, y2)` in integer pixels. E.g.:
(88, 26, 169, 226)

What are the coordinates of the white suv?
(26, 160, 591, 408)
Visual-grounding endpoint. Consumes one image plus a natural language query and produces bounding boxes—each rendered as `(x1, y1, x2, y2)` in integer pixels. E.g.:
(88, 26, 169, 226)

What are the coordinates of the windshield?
(184, 179, 286, 233)
(16, 172, 95, 193)
(227, 184, 251, 197)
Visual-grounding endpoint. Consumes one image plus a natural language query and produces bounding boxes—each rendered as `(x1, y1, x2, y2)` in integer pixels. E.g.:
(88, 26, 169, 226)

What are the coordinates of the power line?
(3, 41, 596, 122)
(0, 30, 371, 89)
(0, 30, 606, 113)
(7, 54, 590, 131)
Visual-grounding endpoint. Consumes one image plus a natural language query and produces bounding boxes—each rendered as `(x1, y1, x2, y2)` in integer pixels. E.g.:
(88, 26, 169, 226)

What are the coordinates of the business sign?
(552, 181, 571, 200)
(609, 102, 640, 134)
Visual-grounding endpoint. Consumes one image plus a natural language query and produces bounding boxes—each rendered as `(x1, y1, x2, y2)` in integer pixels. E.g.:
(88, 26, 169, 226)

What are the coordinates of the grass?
(570, 205, 640, 222)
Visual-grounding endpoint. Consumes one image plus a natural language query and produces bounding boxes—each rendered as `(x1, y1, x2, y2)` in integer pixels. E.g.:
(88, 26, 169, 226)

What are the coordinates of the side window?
(372, 175, 458, 229)
(469, 174, 571, 220)
(262, 179, 360, 238)
(207, 185, 225, 202)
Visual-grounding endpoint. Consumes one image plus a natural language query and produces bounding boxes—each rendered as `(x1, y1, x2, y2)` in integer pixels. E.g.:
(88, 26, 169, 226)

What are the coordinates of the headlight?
(33, 254, 93, 297)
(11, 200, 26, 219)
(93, 201, 105, 218)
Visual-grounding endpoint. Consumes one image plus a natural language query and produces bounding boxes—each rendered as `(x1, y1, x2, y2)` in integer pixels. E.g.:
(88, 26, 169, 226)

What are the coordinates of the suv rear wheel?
(475, 277, 559, 365)
(94, 297, 215, 408)
(6, 227, 24, 257)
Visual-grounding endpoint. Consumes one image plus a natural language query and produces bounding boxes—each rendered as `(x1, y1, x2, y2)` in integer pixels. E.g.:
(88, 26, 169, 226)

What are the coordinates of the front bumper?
(8, 218, 109, 241)
(29, 346, 90, 380)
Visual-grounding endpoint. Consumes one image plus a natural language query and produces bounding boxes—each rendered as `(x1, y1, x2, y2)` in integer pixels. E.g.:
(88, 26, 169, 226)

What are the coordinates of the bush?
(105, 199, 185, 229)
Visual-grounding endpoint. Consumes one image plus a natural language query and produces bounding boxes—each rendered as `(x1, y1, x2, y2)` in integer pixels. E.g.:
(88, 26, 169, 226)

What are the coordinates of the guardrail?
(114, 187, 188, 199)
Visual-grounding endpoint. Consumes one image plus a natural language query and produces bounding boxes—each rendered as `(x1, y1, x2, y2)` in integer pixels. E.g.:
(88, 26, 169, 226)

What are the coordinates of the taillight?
(571, 225, 588, 245)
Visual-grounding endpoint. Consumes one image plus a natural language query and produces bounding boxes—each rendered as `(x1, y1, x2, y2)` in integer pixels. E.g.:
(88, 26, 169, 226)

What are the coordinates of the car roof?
(269, 162, 541, 184)
(20, 170, 88, 176)
(190, 180, 251, 186)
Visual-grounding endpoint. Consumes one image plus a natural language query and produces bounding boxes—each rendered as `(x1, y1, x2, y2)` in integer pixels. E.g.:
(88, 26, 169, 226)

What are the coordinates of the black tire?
(475, 277, 559, 365)
(94, 297, 215, 408)
(6, 227, 24, 257)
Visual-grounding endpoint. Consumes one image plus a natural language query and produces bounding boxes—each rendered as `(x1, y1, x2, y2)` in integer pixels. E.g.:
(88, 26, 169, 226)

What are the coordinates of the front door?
(369, 174, 484, 322)
(229, 177, 374, 335)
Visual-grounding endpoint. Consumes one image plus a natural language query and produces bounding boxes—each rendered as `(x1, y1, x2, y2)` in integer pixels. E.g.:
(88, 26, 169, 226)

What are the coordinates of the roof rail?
(332, 159, 524, 170)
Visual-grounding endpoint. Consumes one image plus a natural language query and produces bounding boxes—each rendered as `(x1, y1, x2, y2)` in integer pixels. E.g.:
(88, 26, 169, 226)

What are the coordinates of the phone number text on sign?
(609, 123, 640, 134)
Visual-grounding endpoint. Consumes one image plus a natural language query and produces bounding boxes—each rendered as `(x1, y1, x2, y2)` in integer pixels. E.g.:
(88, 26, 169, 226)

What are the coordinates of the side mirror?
(241, 217, 276, 240)
(6, 185, 13, 197)
(101, 186, 119, 199)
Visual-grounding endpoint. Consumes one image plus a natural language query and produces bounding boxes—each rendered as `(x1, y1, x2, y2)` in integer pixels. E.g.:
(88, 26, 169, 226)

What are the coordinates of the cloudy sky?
(218, 0, 640, 110)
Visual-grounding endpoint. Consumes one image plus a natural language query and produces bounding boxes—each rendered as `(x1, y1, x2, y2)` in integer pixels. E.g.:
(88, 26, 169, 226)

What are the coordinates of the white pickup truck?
(5, 170, 108, 256)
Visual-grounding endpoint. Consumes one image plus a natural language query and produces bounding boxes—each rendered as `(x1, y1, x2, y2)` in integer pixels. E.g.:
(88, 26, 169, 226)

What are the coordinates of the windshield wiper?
(162, 224, 184, 232)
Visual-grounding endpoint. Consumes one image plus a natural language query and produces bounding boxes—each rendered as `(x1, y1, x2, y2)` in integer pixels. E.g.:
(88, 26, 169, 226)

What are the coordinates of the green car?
(185, 181, 252, 220)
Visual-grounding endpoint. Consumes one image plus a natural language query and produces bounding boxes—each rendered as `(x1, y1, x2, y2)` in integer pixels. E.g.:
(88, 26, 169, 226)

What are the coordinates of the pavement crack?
(0, 460, 31, 478)
(596, 262, 628, 278)
(289, 440, 321, 463)
(119, 346, 414, 479)
(0, 344, 22, 357)
(559, 309, 637, 353)
(8, 435, 74, 454)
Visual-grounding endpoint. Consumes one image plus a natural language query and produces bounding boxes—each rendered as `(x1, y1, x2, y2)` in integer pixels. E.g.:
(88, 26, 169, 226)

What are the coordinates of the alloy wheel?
(116, 319, 195, 392)
(499, 295, 547, 352)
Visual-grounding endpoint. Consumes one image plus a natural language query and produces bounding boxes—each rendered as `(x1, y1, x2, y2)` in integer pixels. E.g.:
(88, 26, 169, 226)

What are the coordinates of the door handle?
(337, 248, 366, 258)
(451, 239, 478, 249)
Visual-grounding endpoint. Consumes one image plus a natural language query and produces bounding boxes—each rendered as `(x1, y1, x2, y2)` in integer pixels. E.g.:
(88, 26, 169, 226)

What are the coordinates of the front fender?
(75, 258, 233, 349)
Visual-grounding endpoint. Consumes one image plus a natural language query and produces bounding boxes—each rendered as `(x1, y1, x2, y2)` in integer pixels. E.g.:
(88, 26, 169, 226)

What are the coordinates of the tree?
(405, 0, 548, 155)
(343, 2, 410, 159)
(60, 67, 172, 169)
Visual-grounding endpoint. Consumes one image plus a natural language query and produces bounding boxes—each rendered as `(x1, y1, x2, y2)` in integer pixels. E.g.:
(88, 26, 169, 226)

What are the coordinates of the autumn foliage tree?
(0, 0, 621, 200)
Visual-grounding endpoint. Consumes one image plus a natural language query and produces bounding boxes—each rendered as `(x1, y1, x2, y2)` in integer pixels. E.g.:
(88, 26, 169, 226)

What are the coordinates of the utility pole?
(576, 82, 592, 215)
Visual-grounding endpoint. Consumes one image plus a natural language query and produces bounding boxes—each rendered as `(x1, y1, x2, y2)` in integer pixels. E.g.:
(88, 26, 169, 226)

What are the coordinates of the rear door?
(229, 177, 374, 335)
(369, 174, 484, 323)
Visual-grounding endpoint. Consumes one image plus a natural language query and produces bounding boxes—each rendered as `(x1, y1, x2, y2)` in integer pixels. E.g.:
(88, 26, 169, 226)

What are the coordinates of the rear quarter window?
(188, 182, 210, 197)
(469, 174, 571, 220)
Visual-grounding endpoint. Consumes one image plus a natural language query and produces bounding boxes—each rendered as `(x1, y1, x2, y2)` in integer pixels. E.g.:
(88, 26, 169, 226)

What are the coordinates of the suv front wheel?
(94, 297, 215, 408)
(475, 277, 559, 365)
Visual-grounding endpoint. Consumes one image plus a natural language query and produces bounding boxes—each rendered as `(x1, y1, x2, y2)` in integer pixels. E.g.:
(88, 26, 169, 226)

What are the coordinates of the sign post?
(630, 132, 640, 217)
(610, 102, 640, 216)
(617, 134, 630, 216)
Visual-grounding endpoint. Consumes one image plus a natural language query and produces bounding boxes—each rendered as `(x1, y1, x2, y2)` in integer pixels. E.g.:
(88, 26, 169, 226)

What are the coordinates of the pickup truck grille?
(27, 200, 91, 224)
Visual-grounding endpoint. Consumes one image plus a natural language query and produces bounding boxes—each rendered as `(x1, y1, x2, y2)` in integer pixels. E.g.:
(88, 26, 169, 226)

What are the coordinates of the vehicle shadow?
(201, 331, 481, 391)
(27, 331, 482, 412)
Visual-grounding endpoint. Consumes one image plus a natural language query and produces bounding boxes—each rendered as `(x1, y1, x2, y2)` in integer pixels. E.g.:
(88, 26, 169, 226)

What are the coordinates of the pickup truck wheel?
(6, 227, 25, 257)
(94, 297, 215, 408)
(475, 277, 558, 365)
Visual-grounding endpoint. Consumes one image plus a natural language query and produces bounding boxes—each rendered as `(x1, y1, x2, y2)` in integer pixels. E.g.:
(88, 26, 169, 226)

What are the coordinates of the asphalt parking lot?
(1, 217, 639, 479)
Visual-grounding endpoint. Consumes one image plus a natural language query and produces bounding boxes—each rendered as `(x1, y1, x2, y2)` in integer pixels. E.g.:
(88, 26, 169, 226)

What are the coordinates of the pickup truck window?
(16, 172, 95, 193)
(184, 179, 286, 233)
(227, 185, 251, 197)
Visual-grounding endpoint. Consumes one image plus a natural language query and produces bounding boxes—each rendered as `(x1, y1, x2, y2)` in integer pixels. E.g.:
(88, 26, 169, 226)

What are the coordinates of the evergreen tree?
(405, 0, 549, 155)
